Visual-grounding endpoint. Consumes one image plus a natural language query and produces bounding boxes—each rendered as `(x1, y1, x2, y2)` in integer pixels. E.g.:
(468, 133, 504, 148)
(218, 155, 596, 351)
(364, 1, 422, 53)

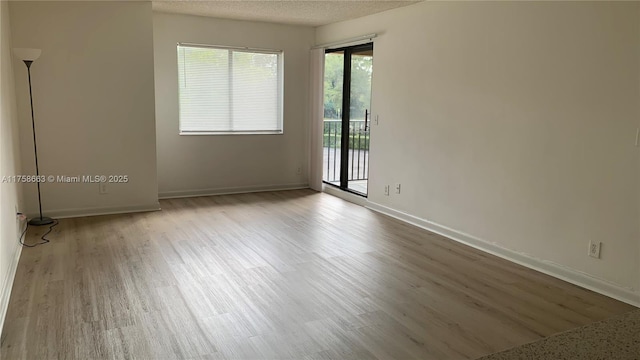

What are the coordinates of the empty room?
(1, 1, 639, 359)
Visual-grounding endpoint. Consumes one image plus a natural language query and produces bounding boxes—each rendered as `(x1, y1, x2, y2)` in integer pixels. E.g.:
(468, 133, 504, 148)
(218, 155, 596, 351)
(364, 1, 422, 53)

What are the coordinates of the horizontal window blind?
(177, 44, 283, 134)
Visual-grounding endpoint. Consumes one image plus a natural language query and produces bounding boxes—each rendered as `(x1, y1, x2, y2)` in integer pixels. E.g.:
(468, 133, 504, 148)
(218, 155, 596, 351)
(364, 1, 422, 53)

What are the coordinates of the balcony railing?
(323, 119, 370, 183)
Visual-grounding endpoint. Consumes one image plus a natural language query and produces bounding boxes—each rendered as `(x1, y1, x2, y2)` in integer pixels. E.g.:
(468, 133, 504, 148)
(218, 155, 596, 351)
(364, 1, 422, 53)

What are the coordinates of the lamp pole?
(24, 60, 50, 225)
(14, 48, 53, 226)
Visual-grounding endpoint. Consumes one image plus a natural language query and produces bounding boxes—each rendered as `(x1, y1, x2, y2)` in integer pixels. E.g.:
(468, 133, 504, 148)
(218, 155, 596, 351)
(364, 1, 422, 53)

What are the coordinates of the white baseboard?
(36, 202, 161, 220)
(0, 242, 22, 336)
(158, 183, 309, 199)
(366, 201, 640, 308)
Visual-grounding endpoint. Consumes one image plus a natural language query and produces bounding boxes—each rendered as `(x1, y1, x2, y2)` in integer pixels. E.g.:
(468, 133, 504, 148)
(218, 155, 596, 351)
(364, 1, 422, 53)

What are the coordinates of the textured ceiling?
(152, 1, 421, 27)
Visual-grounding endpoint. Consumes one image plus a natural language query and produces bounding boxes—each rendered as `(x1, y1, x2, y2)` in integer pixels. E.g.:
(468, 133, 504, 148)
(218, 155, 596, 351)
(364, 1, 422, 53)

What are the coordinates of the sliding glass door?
(322, 43, 373, 196)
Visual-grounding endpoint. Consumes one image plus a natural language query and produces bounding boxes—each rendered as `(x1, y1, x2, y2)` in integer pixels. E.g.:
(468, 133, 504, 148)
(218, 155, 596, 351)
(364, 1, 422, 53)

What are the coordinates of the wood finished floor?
(1, 189, 635, 359)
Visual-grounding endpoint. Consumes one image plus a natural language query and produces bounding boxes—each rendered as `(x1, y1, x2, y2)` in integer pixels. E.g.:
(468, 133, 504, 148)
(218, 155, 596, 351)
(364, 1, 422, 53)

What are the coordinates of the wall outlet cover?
(588, 241, 601, 259)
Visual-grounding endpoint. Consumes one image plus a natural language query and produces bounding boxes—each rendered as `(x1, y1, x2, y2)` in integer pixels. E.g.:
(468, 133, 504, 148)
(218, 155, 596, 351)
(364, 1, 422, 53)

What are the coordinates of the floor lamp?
(14, 48, 53, 226)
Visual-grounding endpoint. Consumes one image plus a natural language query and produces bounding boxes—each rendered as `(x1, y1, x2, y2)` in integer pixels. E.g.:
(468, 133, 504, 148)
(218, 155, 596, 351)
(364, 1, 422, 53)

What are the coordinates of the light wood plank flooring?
(1, 190, 635, 359)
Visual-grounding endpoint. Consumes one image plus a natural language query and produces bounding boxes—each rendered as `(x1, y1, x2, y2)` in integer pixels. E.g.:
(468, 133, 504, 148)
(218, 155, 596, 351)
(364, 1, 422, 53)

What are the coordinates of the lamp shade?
(13, 48, 41, 61)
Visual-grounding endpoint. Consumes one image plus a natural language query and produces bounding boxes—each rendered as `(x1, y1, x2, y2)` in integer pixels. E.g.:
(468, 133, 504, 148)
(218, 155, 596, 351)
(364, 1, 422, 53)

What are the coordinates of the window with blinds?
(177, 44, 284, 134)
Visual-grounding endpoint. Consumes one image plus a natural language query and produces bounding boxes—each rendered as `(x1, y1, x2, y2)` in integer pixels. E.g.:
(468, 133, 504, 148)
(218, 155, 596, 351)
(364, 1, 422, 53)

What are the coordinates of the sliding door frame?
(324, 42, 373, 197)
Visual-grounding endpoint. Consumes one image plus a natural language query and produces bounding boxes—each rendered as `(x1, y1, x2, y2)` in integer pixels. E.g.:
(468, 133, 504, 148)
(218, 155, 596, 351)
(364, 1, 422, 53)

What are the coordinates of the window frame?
(177, 42, 284, 136)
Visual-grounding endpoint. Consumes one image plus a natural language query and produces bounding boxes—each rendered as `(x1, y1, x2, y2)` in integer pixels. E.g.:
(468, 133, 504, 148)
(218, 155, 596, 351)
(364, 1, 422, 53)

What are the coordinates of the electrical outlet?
(384, 185, 390, 196)
(15, 205, 27, 240)
(588, 241, 601, 259)
(296, 165, 302, 175)
(99, 182, 108, 194)
(395, 183, 401, 194)
(15, 204, 20, 231)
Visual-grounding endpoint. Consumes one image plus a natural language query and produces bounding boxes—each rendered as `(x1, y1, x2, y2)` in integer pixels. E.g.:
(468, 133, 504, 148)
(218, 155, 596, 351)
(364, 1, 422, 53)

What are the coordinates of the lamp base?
(28, 217, 54, 226)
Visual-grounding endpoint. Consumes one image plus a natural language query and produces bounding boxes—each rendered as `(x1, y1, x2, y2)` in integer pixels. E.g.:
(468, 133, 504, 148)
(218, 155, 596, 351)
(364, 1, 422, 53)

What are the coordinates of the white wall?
(10, 1, 159, 217)
(317, 1, 640, 304)
(0, 0, 23, 334)
(153, 13, 314, 198)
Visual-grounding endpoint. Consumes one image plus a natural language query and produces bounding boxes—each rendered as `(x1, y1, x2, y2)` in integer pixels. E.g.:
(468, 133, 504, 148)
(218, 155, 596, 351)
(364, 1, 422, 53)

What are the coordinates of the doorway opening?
(322, 43, 373, 196)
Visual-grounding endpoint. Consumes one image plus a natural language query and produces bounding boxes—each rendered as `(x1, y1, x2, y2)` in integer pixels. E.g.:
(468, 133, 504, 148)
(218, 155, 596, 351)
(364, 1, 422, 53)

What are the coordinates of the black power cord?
(18, 217, 59, 248)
